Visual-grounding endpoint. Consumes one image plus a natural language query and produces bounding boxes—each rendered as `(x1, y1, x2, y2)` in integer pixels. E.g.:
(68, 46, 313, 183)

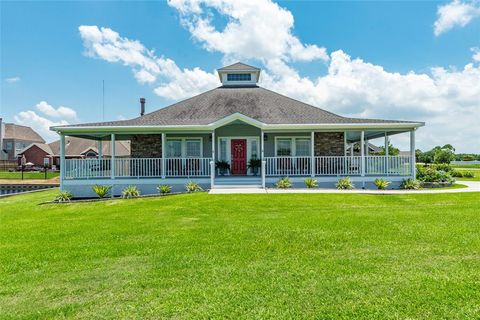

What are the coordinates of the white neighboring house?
(51, 62, 424, 196)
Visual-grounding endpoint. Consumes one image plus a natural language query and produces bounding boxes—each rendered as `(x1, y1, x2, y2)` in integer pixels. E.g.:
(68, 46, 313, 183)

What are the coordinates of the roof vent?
(140, 98, 146, 116)
(217, 62, 260, 87)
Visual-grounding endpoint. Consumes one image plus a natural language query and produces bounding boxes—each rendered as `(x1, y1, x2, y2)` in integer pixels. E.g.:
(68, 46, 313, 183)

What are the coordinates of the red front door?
(231, 139, 247, 175)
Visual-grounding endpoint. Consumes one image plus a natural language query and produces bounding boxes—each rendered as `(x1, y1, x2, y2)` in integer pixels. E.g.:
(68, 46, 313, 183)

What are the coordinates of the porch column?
(161, 133, 166, 179)
(410, 129, 416, 179)
(360, 131, 365, 177)
(211, 130, 215, 188)
(59, 134, 65, 190)
(385, 132, 389, 176)
(97, 140, 103, 159)
(110, 134, 115, 180)
(310, 131, 315, 177)
(261, 130, 265, 188)
(343, 132, 347, 175)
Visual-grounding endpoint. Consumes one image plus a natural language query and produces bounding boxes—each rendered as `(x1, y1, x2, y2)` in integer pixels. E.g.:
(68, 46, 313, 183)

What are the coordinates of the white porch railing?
(64, 157, 212, 179)
(165, 158, 212, 177)
(264, 156, 311, 176)
(265, 155, 411, 177)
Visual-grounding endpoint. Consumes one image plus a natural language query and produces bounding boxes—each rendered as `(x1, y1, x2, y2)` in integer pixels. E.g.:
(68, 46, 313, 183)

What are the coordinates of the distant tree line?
(416, 144, 480, 164)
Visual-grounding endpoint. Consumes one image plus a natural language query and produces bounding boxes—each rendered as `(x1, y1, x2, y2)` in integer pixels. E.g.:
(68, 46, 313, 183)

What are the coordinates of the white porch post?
(360, 131, 365, 177)
(110, 134, 115, 180)
(385, 132, 389, 176)
(59, 134, 65, 190)
(161, 133, 166, 179)
(261, 130, 265, 188)
(310, 131, 315, 177)
(210, 130, 215, 188)
(343, 132, 348, 175)
(97, 140, 103, 159)
(410, 129, 416, 179)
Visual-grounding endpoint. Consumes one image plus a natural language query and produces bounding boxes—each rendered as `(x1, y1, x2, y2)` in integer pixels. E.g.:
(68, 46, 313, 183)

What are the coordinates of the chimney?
(140, 98, 146, 116)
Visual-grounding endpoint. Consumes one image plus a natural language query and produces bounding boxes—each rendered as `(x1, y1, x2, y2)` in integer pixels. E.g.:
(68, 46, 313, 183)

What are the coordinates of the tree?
(434, 148, 455, 164)
(379, 142, 400, 156)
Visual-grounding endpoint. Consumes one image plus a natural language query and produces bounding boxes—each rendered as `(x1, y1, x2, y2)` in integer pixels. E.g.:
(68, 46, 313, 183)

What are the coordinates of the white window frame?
(274, 136, 311, 157)
(166, 137, 203, 158)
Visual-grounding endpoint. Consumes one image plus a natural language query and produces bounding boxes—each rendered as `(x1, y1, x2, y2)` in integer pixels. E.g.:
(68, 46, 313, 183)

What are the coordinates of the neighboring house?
(51, 62, 424, 196)
(17, 137, 130, 168)
(0, 119, 45, 160)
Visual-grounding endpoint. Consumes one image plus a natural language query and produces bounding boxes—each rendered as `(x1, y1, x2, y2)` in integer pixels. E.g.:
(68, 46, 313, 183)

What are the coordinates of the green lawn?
(1, 190, 480, 319)
(0, 171, 59, 180)
(452, 163, 480, 169)
(454, 169, 480, 181)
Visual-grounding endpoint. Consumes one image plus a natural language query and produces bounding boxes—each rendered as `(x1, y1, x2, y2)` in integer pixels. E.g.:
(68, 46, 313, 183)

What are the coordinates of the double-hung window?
(276, 137, 311, 156)
(166, 138, 202, 158)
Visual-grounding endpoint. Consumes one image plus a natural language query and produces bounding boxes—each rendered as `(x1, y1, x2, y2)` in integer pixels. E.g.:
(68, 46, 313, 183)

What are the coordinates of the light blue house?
(51, 63, 424, 196)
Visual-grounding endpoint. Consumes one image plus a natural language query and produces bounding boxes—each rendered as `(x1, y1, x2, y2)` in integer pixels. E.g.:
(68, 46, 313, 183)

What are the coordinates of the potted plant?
(215, 160, 230, 175)
(248, 158, 262, 176)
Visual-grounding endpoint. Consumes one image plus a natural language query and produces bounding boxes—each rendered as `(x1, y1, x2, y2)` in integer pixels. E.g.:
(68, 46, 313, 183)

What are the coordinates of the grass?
(454, 169, 480, 182)
(0, 171, 59, 180)
(423, 183, 468, 189)
(1, 190, 480, 319)
(452, 163, 480, 169)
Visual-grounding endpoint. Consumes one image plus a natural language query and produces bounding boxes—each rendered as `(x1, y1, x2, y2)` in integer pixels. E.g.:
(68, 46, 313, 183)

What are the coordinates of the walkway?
(209, 181, 480, 194)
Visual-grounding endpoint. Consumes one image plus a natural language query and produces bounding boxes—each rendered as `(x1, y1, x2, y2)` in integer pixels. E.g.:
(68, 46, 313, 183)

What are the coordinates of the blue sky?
(1, 0, 479, 152)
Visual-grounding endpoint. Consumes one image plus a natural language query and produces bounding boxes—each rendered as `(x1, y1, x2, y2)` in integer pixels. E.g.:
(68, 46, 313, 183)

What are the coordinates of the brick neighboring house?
(0, 118, 45, 160)
(17, 136, 131, 169)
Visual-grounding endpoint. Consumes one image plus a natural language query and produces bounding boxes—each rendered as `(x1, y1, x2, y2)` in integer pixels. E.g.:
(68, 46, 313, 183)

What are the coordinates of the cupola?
(217, 62, 261, 87)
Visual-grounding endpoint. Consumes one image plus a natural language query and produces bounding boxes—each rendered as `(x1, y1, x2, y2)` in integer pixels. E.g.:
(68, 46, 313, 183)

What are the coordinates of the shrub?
(304, 178, 318, 188)
(276, 177, 292, 189)
(336, 177, 354, 190)
(55, 190, 73, 202)
(432, 163, 452, 172)
(157, 185, 172, 194)
(122, 185, 140, 199)
(451, 170, 464, 178)
(401, 178, 421, 190)
(185, 181, 203, 192)
(462, 171, 475, 178)
(92, 185, 111, 198)
(374, 178, 391, 190)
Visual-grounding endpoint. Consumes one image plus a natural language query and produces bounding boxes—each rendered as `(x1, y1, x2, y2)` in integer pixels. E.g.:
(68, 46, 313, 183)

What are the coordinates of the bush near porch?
(1, 190, 480, 318)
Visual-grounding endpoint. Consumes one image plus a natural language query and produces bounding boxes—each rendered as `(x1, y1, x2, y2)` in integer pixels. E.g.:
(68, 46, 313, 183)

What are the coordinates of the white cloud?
(79, 25, 220, 99)
(434, 0, 480, 36)
(5, 77, 20, 83)
(35, 101, 77, 120)
(14, 111, 69, 142)
(167, 0, 328, 63)
(472, 47, 480, 61)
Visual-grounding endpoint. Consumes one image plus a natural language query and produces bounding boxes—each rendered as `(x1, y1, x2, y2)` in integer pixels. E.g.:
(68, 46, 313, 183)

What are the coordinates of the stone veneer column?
(313, 132, 345, 156)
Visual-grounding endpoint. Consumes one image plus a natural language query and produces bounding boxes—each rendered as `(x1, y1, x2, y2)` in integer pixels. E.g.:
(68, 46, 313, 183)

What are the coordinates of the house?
(51, 62, 424, 196)
(17, 137, 130, 168)
(0, 119, 45, 160)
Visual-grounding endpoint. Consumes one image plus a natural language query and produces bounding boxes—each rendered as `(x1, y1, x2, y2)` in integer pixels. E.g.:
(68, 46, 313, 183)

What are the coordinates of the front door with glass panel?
(231, 139, 247, 175)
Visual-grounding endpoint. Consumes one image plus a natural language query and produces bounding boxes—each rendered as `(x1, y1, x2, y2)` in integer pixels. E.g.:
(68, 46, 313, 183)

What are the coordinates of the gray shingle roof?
(59, 86, 420, 128)
(217, 62, 260, 72)
(4, 123, 45, 142)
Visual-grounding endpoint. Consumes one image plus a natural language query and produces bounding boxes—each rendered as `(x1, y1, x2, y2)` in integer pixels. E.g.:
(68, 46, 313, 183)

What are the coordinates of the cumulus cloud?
(14, 101, 78, 142)
(5, 77, 20, 83)
(35, 101, 77, 120)
(472, 47, 480, 61)
(79, 25, 219, 99)
(434, 0, 480, 36)
(167, 0, 328, 63)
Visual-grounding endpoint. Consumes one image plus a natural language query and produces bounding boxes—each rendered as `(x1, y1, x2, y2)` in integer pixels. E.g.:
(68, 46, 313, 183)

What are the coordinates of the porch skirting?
(62, 176, 409, 198)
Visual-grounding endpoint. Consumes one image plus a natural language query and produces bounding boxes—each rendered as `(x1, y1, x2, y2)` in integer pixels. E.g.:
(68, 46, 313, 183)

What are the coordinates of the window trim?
(166, 137, 203, 158)
(274, 136, 311, 157)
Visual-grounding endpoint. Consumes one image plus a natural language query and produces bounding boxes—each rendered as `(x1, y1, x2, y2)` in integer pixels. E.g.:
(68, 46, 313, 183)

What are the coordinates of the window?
(219, 138, 227, 161)
(5, 142, 12, 150)
(251, 139, 258, 158)
(227, 73, 251, 81)
(276, 139, 292, 156)
(166, 139, 182, 158)
(276, 137, 311, 156)
(166, 138, 202, 158)
(295, 139, 310, 156)
(185, 139, 201, 157)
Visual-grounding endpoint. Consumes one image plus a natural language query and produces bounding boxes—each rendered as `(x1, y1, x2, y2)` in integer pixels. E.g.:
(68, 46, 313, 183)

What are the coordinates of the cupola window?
(227, 73, 252, 81)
